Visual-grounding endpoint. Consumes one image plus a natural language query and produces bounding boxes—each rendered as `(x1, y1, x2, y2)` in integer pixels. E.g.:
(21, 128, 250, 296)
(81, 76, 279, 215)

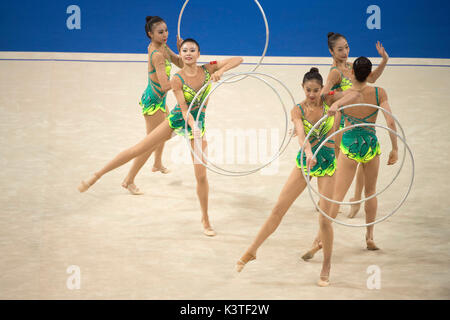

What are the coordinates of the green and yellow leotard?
(330, 64, 353, 92)
(140, 47, 172, 116)
(340, 87, 381, 163)
(330, 64, 353, 129)
(295, 102, 336, 177)
(167, 65, 211, 139)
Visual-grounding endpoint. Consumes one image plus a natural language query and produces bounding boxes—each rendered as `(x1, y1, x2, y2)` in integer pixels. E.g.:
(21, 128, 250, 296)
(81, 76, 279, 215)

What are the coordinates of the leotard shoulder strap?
(174, 73, 185, 85)
(297, 104, 305, 117)
(375, 87, 379, 106)
(148, 50, 158, 75)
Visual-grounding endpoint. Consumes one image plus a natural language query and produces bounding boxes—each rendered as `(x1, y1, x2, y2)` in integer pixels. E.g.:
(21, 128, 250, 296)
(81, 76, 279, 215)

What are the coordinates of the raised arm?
(165, 44, 184, 69)
(151, 50, 172, 92)
(291, 107, 317, 169)
(378, 88, 398, 165)
(320, 68, 341, 96)
(367, 41, 389, 83)
(205, 57, 244, 82)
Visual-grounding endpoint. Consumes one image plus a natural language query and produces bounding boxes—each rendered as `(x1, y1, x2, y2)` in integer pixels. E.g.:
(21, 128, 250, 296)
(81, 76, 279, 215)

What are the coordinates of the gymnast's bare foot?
(318, 276, 330, 287)
(121, 182, 144, 195)
(366, 236, 380, 250)
(202, 219, 216, 237)
(78, 173, 99, 192)
(236, 251, 256, 273)
(318, 268, 330, 287)
(302, 239, 322, 261)
(348, 197, 362, 218)
(152, 166, 170, 174)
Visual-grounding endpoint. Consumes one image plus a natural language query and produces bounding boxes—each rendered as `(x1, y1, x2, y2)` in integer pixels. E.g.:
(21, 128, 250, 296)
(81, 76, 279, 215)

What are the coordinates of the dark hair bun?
(353, 56, 372, 82)
(327, 32, 335, 38)
(302, 67, 323, 86)
(146, 16, 153, 22)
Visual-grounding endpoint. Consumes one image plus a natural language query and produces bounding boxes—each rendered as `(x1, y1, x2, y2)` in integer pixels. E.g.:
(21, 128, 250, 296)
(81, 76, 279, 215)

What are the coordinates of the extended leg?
(237, 167, 307, 272)
(78, 120, 173, 192)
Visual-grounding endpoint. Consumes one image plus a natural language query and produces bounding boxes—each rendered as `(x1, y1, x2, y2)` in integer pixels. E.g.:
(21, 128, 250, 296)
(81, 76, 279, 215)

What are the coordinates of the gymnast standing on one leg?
(317, 56, 398, 287)
(78, 38, 243, 236)
(121, 16, 184, 195)
(235, 68, 342, 273)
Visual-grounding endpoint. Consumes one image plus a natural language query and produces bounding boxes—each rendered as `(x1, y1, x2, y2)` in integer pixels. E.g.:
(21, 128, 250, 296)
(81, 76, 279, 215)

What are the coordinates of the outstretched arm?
(205, 57, 244, 82)
(378, 88, 398, 165)
(367, 41, 389, 83)
(327, 90, 359, 116)
(321, 93, 344, 157)
(322, 90, 345, 105)
(320, 68, 341, 96)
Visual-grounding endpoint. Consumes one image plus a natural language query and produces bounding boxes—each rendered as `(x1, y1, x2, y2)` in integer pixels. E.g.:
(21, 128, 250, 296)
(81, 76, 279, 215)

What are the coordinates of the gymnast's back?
(340, 85, 387, 124)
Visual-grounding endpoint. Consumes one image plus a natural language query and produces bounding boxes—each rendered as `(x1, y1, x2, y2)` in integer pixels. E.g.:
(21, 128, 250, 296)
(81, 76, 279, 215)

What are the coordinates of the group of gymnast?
(77, 16, 398, 287)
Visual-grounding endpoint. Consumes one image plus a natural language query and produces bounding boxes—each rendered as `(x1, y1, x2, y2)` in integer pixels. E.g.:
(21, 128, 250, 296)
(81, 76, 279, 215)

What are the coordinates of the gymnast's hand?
(376, 41, 389, 61)
(211, 70, 224, 82)
(177, 35, 184, 52)
(387, 149, 398, 165)
(328, 102, 339, 116)
(192, 125, 202, 141)
(288, 128, 297, 137)
(306, 151, 317, 170)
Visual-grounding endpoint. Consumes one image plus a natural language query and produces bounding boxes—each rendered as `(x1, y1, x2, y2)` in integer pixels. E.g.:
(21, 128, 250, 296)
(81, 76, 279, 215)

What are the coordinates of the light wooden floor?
(0, 52, 449, 299)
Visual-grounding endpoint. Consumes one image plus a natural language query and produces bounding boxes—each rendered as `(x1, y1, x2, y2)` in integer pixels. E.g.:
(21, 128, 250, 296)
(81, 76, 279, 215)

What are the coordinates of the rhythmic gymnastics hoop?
(301, 104, 407, 206)
(184, 71, 295, 176)
(194, 74, 289, 176)
(300, 106, 415, 227)
(177, 0, 269, 84)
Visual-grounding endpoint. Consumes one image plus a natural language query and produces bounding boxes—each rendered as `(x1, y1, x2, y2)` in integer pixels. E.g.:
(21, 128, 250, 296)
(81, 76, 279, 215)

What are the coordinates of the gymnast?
(301, 33, 390, 261)
(235, 68, 342, 275)
(121, 16, 183, 195)
(322, 32, 389, 219)
(78, 38, 243, 237)
(317, 56, 398, 286)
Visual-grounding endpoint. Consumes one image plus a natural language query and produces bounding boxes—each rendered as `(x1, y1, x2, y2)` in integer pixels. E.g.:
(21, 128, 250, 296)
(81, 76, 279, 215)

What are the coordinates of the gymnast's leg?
(121, 111, 169, 195)
(316, 174, 336, 286)
(78, 120, 174, 192)
(151, 109, 170, 173)
(190, 137, 214, 236)
(349, 164, 365, 218)
(362, 155, 381, 250)
(236, 166, 306, 272)
(318, 155, 357, 286)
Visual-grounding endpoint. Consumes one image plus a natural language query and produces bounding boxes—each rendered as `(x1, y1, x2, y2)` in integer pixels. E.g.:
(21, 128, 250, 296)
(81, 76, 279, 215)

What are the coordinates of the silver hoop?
(300, 104, 407, 206)
(304, 122, 415, 227)
(177, 0, 269, 84)
(184, 71, 295, 176)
